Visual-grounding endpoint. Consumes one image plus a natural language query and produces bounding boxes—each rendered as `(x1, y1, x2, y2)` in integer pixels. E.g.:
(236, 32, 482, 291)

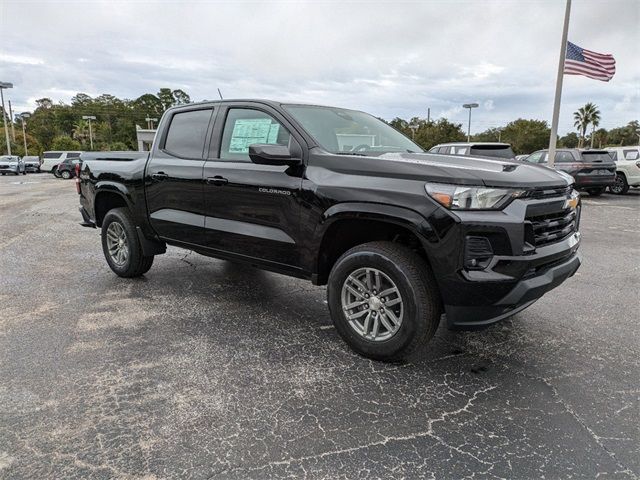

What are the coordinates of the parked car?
(78, 100, 581, 362)
(605, 146, 640, 195)
(523, 149, 616, 196)
(41, 151, 82, 175)
(0, 155, 26, 175)
(55, 157, 82, 179)
(428, 142, 516, 160)
(22, 155, 41, 173)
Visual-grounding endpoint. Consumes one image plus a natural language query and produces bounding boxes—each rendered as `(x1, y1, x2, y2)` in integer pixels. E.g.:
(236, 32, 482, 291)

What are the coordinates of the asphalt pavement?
(0, 174, 638, 479)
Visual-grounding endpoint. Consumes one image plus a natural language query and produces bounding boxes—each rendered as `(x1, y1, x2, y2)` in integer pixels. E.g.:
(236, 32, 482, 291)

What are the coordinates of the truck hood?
(322, 151, 572, 189)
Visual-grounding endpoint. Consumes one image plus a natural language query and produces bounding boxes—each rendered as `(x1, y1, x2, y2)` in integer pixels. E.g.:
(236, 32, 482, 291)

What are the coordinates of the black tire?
(327, 241, 441, 362)
(586, 187, 606, 196)
(609, 173, 629, 195)
(52, 167, 60, 178)
(22, 170, 27, 175)
(60, 170, 71, 179)
(101, 207, 154, 278)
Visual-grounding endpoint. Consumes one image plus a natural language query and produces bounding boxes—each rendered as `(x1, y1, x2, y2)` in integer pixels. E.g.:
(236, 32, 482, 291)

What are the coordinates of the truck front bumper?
(423, 192, 582, 330)
(444, 244, 581, 329)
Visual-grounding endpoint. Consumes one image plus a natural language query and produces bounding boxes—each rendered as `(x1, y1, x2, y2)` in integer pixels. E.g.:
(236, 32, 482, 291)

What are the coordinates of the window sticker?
(229, 118, 280, 153)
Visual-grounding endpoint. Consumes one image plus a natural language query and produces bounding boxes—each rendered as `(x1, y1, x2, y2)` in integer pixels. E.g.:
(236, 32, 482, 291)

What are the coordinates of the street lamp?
(0, 81, 13, 155)
(145, 117, 158, 129)
(20, 112, 30, 156)
(462, 103, 479, 142)
(82, 115, 96, 150)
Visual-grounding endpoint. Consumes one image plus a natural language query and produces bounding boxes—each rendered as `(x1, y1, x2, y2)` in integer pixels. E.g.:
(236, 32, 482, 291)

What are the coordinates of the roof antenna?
(217, 88, 224, 100)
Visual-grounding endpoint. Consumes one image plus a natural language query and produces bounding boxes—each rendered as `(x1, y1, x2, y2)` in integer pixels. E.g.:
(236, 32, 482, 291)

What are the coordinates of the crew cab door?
(146, 106, 216, 246)
(202, 103, 305, 270)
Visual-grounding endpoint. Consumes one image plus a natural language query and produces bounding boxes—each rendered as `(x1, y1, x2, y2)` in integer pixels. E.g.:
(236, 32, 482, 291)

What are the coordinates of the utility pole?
(8, 100, 15, 141)
(145, 117, 158, 129)
(548, 0, 572, 168)
(20, 112, 30, 156)
(427, 108, 431, 123)
(462, 103, 479, 142)
(82, 115, 96, 150)
(0, 82, 13, 155)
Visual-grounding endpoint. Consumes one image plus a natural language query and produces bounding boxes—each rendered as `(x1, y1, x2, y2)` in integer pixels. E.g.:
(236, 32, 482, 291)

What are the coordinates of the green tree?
(559, 132, 579, 148)
(413, 118, 466, 150)
(51, 135, 81, 150)
(500, 119, 550, 155)
(573, 102, 599, 148)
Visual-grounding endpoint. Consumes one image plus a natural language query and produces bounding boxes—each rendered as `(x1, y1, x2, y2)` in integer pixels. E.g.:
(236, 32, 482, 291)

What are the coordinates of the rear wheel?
(60, 170, 71, 179)
(609, 173, 629, 195)
(327, 241, 441, 362)
(52, 167, 60, 178)
(101, 208, 154, 277)
(586, 187, 606, 196)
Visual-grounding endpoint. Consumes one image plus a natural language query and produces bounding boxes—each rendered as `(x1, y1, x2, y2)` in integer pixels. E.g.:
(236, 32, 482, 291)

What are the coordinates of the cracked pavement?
(0, 175, 638, 479)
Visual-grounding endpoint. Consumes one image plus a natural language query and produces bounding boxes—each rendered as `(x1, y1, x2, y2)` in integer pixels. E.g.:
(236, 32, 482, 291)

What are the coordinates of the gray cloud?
(2, 0, 638, 134)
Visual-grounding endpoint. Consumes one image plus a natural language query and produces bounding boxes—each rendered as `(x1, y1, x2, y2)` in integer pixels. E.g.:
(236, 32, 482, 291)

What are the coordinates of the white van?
(41, 151, 82, 174)
(606, 146, 640, 194)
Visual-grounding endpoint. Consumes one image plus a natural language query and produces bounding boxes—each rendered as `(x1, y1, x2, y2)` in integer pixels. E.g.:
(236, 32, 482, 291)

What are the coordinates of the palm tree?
(574, 107, 589, 148)
(574, 102, 600, 148)
(587, 103, 601, 148)
(72, 119, 89, 143)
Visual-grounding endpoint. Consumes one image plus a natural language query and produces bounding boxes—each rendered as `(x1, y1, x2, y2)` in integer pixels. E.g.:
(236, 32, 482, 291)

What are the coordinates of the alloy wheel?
(610, 175, 624, 194)
(341, 267, 404, 342)
(106, 222, 129, 267)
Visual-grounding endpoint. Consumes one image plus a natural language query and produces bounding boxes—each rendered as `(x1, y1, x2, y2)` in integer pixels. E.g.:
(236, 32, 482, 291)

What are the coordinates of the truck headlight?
(425, 183, 524, 210)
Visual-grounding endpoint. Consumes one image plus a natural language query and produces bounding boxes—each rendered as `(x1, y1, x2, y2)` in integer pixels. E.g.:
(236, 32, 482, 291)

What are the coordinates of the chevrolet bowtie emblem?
(564, 195, 579, 210)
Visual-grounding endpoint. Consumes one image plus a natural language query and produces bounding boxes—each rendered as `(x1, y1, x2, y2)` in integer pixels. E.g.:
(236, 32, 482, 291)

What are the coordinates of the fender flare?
(317, 202, 435, 241)
(310, 202, 438, 284)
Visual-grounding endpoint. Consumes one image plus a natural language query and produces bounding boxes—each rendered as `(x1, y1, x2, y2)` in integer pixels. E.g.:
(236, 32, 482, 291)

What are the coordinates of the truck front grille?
(526, 185, 572, 199)
(526, 208, 577, 247)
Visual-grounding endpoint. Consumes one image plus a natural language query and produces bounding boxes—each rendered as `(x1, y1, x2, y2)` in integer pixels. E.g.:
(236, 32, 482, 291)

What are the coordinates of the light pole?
(20, 112, 30, 156)
(145, 117, 158, 129)
(462, 103, 479, 142)
(82, 115, 96, 150)
(0, 81, 13, 155)
(409, 124, 418, 140)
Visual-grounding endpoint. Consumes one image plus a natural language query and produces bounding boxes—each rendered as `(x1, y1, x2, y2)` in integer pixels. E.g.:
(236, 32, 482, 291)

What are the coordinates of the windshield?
(469, 145, 515, 159)
(284, 105, 423, 155)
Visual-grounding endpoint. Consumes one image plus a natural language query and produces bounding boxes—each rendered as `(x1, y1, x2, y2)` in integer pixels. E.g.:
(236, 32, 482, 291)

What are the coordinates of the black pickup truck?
(78, 100, 582, 361)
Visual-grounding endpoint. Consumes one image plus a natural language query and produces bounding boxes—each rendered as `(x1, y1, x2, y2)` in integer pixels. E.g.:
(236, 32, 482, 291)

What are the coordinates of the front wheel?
(60, 170, 71, 179)
(609, 174, 629, 195)
(327, 241, 442, 362)
(101, 208, 155, 278)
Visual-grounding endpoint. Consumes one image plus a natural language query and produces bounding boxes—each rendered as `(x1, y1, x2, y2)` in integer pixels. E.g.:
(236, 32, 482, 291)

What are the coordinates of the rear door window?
(67, 152, 81, 159)
(164, 108, 214, 159)
(555, 151, 574, 163)
(43, 152, 62, 159)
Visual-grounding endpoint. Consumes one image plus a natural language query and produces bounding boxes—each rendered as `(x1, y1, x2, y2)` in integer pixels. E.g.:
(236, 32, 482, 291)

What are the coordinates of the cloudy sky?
(1, 0, 638, 134)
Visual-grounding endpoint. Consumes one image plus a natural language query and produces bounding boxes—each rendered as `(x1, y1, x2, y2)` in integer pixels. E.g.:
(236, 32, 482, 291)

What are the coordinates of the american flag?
(564, 41, 616, 82)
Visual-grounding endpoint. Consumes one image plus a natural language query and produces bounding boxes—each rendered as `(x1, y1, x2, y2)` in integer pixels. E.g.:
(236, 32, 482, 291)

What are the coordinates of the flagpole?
(548, 0, 572, 168)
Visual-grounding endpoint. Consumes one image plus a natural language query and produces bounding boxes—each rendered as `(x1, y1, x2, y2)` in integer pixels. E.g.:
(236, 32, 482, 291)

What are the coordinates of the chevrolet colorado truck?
(78, 100, 582, 361)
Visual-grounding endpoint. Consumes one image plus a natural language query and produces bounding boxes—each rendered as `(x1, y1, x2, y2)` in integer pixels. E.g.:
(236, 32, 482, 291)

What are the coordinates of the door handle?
(206, 176, 228, 186)
(152, 172, 168, 181)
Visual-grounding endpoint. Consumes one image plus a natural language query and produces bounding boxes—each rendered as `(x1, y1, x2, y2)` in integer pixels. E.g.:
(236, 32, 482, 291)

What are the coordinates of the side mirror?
(248, 144, 301, 166)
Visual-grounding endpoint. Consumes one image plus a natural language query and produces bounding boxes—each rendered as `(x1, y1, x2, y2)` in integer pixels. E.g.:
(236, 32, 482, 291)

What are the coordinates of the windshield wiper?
(335, 152, 369, 156)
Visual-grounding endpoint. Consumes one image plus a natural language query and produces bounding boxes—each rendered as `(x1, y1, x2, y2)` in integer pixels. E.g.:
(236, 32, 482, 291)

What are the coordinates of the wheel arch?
(312, 203, 437, 285)
(94, 186, 133, 227)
